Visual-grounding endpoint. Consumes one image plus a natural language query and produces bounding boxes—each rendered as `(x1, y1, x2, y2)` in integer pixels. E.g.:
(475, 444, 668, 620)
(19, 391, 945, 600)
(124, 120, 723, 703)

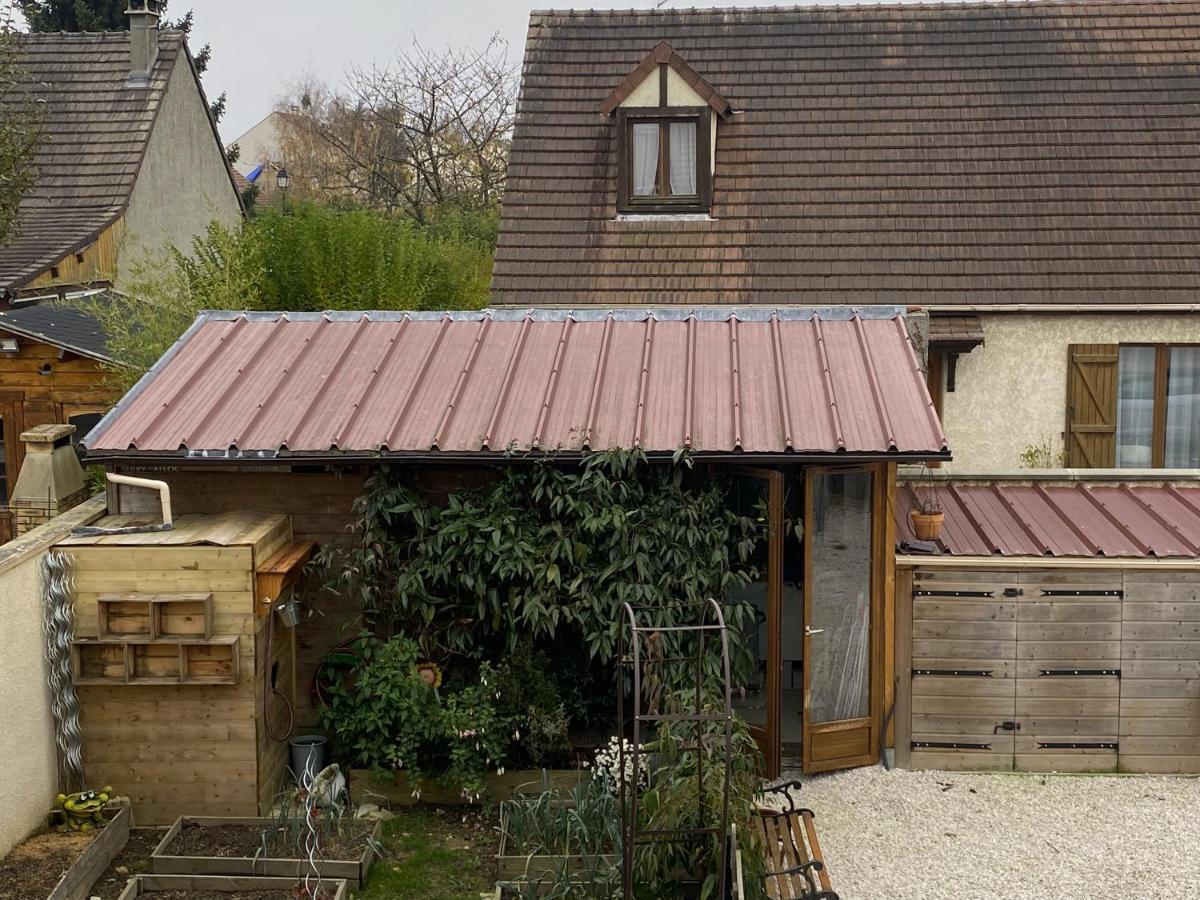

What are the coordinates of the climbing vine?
(318, 450, 763, 674)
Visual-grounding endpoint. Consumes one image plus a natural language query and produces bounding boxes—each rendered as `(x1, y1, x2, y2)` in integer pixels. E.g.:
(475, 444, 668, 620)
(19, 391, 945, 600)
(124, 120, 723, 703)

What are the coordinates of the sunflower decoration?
(415, 661, 443, 689)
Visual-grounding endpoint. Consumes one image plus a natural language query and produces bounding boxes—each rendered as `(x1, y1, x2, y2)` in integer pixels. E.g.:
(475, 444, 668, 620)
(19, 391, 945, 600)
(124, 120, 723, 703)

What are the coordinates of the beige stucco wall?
(942, 313, 1200, 472)
(121, 57, 241, 275)
(0, 497, 105, 855)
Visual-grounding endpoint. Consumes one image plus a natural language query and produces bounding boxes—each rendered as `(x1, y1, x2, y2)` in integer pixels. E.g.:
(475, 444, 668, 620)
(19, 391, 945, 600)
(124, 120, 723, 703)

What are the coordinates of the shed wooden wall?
(897, 565, 1200, 774)
(67, 520, 293, 824)
(25, 218, 124, 289)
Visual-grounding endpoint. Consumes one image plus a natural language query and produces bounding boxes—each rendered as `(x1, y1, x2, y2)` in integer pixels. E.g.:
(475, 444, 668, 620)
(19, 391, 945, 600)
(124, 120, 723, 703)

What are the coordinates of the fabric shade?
(632, 122, 659, 196)
(669, 120, 697, 195)
(1116, 345, 1155, 467)
(1166, 347, 1200, 468)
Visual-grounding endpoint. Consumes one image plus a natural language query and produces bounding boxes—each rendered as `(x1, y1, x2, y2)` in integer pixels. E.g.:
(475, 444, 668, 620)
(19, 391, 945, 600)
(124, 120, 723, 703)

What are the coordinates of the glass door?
(802, 467, 880, 773)
(728, 467, 782, 778)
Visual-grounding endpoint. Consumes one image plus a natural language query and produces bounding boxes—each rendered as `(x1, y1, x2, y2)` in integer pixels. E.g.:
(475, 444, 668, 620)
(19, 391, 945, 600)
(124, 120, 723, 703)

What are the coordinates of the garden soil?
(0, 829, 95, 900)
(165, 822, 372, 860)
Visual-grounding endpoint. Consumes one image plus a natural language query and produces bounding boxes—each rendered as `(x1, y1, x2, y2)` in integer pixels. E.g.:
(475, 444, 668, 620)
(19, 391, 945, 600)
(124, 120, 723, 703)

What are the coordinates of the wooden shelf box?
(98, 592, 213, 640)
(73, 639, 127, 684)
(181, 637, 240, 684)
(129, 643, 183, 684)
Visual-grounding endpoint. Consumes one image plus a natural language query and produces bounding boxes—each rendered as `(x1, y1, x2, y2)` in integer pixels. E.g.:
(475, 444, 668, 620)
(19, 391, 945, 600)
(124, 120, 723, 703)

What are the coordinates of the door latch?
(804, 626, 824, 636)
(993, 721, 1021, 733)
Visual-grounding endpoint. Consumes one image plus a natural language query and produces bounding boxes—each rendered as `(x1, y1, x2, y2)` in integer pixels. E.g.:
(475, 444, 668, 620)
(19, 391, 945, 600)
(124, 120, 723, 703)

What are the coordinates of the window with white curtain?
(1116, 346, 1156, 467)
(620, 111, 707, 211)
(1166, 347, 1200, 468)
(1114, 344, 1200, 469)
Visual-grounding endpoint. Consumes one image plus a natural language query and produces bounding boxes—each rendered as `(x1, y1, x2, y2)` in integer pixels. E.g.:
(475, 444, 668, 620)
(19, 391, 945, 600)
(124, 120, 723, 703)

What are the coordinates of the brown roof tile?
(0, 32, 189, 289)
(495, 1, 1200, 307)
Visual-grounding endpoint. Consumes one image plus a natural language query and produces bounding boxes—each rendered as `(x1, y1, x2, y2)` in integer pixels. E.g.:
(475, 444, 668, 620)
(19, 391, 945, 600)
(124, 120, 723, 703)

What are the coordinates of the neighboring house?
(493, 1, 1200, 472)
(229, 110, 287, 177)
(0, 4, 242, 300)
(0, 292, 123, 541)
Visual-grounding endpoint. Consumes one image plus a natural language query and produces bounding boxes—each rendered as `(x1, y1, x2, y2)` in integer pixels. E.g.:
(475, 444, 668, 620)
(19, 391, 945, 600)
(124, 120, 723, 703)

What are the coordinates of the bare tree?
(275, 35, 516, 220)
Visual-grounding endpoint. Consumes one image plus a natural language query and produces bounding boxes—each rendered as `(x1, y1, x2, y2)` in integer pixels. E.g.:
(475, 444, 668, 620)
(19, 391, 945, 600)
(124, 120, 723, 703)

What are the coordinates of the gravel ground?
(776, 765, 1200, 900)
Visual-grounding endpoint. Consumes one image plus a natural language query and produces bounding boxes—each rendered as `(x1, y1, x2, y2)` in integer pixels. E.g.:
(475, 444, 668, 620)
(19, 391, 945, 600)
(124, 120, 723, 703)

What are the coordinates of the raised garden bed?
(495, 808, 617, 882)
(349, 768, 580, 807)
(150, 817, 379, 889)
(116, 874, 347, 899)
(0, 805, 131, 900)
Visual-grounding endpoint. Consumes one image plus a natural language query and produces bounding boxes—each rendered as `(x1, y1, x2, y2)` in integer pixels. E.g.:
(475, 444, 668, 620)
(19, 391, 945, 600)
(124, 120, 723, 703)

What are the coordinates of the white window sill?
(614, 213, 715, 222)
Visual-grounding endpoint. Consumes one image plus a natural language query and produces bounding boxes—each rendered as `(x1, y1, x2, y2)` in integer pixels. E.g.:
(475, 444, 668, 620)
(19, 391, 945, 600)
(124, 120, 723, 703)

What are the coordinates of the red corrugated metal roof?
(84, 309, 948, 460)
(897, 481, 1200, 559)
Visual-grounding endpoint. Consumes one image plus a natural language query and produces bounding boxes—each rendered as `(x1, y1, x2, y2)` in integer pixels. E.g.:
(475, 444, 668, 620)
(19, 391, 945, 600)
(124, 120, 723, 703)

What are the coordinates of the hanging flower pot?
(910, 506, 945, 541)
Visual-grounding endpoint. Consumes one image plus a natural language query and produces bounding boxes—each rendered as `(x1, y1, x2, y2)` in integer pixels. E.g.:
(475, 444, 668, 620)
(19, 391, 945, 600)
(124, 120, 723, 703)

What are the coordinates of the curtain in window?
(1166, 347, 1200, 468)
(632, 123, 659, 196)
(1116, 346, 1156, 467)
(669, 121, 697, 196)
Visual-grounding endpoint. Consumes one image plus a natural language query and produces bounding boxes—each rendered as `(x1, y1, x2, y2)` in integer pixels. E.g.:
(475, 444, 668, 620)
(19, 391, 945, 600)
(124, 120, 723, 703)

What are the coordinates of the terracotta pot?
(909, 509, 945, 541)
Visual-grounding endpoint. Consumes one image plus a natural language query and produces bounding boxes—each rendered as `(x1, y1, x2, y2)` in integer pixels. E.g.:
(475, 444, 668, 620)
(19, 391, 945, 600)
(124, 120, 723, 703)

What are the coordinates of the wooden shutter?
(1065, 344, 1118, 468)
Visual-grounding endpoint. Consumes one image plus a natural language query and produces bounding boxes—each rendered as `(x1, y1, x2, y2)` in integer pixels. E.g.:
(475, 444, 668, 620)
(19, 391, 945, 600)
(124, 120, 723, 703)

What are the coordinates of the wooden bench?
(754, 780, 839, 900)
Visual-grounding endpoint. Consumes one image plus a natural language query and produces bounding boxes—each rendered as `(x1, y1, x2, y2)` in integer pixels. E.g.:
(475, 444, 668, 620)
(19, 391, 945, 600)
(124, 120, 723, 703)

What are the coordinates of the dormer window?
(600, 41, 730, 216)
(617, 108, 710, 212)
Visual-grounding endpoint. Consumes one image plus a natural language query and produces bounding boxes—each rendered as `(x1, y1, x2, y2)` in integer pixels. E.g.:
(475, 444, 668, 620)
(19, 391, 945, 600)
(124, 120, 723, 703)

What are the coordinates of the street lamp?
(276, 167, 290, 212)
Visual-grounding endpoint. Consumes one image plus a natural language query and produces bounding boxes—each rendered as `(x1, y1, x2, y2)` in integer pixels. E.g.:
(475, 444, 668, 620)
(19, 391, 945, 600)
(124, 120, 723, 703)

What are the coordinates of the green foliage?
(500, 774, 620, 858)
(87, 204, 493, 391)
(19, 1, 197, 34)
(1020, 436, 1066, 469)
(317, 450, 762, 679)
(633, 697, 767, 900)
(317, 633, 510, 799)
(250, 203, 493, 312)
(0, 21, 40, 247)
(495, 649, 571, 766)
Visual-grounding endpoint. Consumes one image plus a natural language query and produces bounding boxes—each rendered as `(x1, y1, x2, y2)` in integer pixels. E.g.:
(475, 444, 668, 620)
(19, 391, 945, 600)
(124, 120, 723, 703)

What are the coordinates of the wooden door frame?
(732, 465, 783, 779)
(0, 390, 24, 503)
(801, 463, 886, 773)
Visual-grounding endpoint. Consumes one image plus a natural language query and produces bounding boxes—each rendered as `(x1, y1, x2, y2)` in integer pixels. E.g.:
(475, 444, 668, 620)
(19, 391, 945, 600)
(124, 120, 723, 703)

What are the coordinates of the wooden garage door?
(909, 569, 1122, 773)
(910, 569, 1018, 771)
(1016, 574, 1122, 772)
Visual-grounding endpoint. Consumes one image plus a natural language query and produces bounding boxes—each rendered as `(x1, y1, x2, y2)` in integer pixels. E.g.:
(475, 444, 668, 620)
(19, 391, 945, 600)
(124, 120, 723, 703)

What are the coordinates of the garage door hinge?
(1036, 741, 1118, 751)
(913, 668, 993, 677)
(912, 740, 992, 751)
(915, 589, 996, 598)
(1039, 589, 1123, 598)
(1039, 668, 1120, 677)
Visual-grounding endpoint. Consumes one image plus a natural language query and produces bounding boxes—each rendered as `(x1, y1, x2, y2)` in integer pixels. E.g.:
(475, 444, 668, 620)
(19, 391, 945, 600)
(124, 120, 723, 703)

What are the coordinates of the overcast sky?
(179, 0, 930, 142)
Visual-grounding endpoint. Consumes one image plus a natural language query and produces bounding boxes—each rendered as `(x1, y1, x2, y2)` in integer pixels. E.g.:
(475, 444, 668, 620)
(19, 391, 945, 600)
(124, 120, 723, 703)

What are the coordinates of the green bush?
(317, 633, 510, 799)
(317, 450, 763, 683)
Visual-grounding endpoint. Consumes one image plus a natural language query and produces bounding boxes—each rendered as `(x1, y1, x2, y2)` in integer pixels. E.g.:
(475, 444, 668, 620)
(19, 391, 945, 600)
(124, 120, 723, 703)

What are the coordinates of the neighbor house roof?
(82, 307, 949, 462)
(494, 1, 1200, 307)
(0, 291, 118, 363)
(0, 31, 236, 291)
(896, 479, 1200, 558)
(928, 314, 985, 350)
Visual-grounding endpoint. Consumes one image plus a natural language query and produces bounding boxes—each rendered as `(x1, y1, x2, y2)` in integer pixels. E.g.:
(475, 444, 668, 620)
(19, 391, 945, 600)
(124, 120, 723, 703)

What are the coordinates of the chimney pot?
(126, 0, 162, 86)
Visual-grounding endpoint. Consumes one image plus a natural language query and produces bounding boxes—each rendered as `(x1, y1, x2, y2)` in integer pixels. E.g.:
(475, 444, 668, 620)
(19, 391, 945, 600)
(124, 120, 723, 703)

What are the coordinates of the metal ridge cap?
(897, 467, 1200, 484)
(197, 305, 909, 324)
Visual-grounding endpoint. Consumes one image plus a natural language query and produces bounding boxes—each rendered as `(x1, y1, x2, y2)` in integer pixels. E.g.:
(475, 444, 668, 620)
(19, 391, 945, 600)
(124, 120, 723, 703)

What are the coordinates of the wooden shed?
(56, 511, 309, 824)
(893, 476, 1200, 774)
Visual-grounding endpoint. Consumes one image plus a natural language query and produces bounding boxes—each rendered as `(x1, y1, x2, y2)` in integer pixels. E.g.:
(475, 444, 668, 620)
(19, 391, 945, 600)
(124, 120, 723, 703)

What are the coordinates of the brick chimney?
(125, 0, 162, 86)
(9, 424, 88, 536)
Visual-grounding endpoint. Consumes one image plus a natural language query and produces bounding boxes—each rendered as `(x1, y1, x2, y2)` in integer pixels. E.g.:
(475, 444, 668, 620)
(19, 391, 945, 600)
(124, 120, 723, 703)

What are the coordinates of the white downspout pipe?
(106, 473, 173, 526)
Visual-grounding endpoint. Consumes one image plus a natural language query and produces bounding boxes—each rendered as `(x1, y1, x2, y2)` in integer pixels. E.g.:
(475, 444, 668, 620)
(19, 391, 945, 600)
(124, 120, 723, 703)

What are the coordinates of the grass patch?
(353, 805, 497, 900)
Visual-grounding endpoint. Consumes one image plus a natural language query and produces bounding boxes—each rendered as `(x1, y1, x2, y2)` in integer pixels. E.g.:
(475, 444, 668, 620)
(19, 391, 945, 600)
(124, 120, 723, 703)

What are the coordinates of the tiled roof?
(928, 314, 985, 348)
(0, 293, 117, 362)
(896, 479, 1200, 558)
(0, 32, 181, 290)
(83, 307, 949, 461)
(494, 1, 1200, 307)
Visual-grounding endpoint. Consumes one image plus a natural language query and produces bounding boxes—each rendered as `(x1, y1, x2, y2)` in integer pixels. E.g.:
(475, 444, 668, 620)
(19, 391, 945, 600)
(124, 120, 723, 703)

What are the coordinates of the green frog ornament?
(52, 786, 112, 832)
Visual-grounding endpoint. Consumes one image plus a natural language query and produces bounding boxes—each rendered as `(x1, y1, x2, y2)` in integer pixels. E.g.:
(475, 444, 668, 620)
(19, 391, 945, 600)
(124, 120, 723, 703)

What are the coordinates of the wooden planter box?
(46, 805, 132, 900)
(150, 816, 380, 889)
(349, 768, 582, 807)
(118, 874, 347, 899)
(495, 806, 618, 881)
